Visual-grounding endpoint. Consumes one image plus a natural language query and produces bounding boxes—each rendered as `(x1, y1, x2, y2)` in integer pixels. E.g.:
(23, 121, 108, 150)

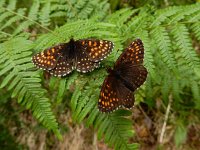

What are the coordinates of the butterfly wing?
(32, 43, 67, 70)
(98, 74, 134, 113)
(98, 76, 122, 112)
(115, 39, 144, 66)
(32, 43, 75, 76)
(78, 39, 114, 62)
(47, 56, 74, 76)
(114, 39, 147, 109)
(122, 91, 135, 109)
(76, 49, 100, 73)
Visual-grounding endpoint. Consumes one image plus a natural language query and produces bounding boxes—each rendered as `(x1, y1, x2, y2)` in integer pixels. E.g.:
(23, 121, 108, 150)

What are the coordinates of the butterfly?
(98, 39, 148, 113)
(32, 39, 114, 76)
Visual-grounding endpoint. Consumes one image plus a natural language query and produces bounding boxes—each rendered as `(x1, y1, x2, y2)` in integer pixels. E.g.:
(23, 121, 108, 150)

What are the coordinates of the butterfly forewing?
(32, 43, 67, 70)
(115, 39, 144, 66)
(79, 39, 114, 62)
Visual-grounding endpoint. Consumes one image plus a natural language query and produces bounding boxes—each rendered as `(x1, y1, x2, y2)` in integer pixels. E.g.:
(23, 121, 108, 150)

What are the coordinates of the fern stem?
(1, 7, 52, 32)
(1, 7, 63, 39)
(149, 21, 200, 30)
(159, 94, 173, 143)
(0, 31, 12, 37)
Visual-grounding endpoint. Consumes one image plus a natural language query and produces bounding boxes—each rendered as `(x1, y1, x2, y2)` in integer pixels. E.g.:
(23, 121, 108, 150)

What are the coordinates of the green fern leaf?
(39, 2, 51, 27)
(171, 24, 200, 69)
(191, 22, 200, 40)
(168, 5, 200, 24)
(151, 26, 176, 69)
(150, 6, 181, 27)
(0, 8, 25, 30)
(70, 86, 82, 112)
(56, 78, 67, 103)
(0, 37, 61, 138)
(13, 0, 40, 35)
(95, 110, 138, 150)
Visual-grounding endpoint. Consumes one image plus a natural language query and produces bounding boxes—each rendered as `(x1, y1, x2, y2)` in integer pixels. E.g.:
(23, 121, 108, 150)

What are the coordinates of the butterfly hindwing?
(116, 63, 148, 92)
(122, 91, 135, 109)
(79, 39, 114, 62)
(98, 74, 135, 113)
(47, 56, 74, 76)
(76, 50, 100, 73)
(98, 76, 123, 112)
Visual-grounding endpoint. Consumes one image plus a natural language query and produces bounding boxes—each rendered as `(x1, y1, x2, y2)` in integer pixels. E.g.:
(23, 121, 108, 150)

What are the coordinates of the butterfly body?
(98, 39, 148, 113)
(32, 39, 114, 76)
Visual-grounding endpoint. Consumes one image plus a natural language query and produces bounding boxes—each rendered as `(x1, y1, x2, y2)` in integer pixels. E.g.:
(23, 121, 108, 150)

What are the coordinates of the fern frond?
(96, 110, 138, 150)
(13, 0, 40, 35)
(150, 6, 181, 27)
(56, 78, 67, 103)
(185, 3, 200, 22)
(0, 0, 17, 28)
(0, 0, 111, 38)
(191, 22, 200, 40)
(171, 24, 200, 69)
(191, 80, 200, 109)
(70, 86, 82, 112)
(168, 4, 200, 24)
(66, 72, 78, 90)
(39, 2, 51, 27)
(0, 8, 25, 30)
(0, 37, 61, 139)
(151, 26, 176, 69)
(172, 77, 181, 101)
(72, 86, 99, 123)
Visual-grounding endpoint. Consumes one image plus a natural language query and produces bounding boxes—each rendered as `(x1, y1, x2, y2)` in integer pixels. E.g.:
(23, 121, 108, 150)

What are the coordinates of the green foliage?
(0, 0, 200, 149)
(0, 37, 61, 138)
(0, 0, 110, 39)
(174, 121, 187, 147)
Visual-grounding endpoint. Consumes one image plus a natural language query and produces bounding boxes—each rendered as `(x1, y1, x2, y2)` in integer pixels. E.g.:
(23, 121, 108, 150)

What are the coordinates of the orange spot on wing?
(47, 51, 51, 55)
(89, 41, 92, 46)
(105, 102, 107, 106)
(93, 42, 97, 46)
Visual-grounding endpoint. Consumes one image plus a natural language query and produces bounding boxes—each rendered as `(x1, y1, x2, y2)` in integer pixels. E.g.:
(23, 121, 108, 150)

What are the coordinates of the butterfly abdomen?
(65, 39, 77, 59)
